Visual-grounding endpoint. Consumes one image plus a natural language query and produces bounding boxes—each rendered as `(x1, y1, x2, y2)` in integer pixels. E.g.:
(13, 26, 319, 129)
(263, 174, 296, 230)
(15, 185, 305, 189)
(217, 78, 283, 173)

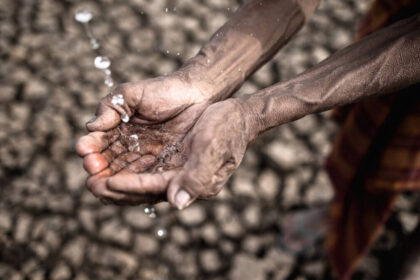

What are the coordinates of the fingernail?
(87, 116, 97, 124)
(175, 189, 191, 210)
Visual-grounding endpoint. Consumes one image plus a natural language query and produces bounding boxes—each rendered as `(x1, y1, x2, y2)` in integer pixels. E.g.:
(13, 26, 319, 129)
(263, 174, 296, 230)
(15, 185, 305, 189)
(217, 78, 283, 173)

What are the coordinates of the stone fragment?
(134, 233, 159, 255)
(200, 249, 222, 272)
(177, 204, 206, 226)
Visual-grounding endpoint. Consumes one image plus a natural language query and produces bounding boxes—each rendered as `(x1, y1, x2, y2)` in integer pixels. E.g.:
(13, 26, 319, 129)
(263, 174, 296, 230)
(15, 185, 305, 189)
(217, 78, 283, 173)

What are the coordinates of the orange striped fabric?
(324, 0, 420, 279)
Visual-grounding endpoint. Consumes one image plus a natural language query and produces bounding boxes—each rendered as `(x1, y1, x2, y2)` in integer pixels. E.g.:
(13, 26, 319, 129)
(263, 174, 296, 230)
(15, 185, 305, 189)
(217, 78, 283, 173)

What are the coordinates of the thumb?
(167, 143, 225, 210)
(86, 105, 120, 132)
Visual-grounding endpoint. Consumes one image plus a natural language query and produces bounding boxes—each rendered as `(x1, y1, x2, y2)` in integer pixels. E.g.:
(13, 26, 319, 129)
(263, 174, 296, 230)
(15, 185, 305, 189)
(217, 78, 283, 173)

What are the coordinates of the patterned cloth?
(325, 0, 420, 279)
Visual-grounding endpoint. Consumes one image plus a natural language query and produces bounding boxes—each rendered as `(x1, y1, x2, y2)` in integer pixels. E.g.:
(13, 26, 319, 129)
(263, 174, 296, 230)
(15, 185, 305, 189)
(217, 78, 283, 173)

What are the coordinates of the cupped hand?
(98, 99, 258, 209)
(76, 73, 212, 205)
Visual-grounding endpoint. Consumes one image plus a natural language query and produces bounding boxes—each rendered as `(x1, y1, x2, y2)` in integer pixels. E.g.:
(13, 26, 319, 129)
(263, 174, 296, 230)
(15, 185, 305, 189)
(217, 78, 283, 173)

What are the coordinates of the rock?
(123, 208, 153, 229)
(201, 223, 219, 244)
(231, 176, 256, 197)
(14, 214, 31, 243)
(177, 204, 206, 226)
(399, 212, 419, 233)
(170, 226, 189, 245)
(99, 219, 132, 246)
(229, 254, 264, 280)
(78, 208, 96, 233)
(134, 233, 159, 255)
(200, 249, 222, 272)
(264, 140, 311, 170)
(242, 204, 261, 229)
(0, 210, 11, 231)
(24, 79, 48, 99)
(64, 157, 86, 193)
(257, 169, 279, 201)
(282, 176, 301, 208)
(61, 237, 87, 267)
(50, 262, 71, 280)
(304, 171, 333, 205)
(215, 204, 244, 238)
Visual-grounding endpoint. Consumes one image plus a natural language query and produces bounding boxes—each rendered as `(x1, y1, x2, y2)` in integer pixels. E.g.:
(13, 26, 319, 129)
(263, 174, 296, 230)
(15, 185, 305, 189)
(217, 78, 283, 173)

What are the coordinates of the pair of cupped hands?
(76, 71, 257, 210)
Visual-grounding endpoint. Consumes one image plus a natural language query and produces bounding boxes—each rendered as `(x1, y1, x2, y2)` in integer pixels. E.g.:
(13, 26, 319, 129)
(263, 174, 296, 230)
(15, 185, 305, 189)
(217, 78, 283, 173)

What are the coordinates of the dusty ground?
(1, 0, 419, 279)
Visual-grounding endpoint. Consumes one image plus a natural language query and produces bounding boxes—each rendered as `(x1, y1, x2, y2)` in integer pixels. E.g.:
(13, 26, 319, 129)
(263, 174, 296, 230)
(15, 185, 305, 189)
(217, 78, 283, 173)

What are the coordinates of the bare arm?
(240, 13, 420, 136)
(181, 0, 320, 102)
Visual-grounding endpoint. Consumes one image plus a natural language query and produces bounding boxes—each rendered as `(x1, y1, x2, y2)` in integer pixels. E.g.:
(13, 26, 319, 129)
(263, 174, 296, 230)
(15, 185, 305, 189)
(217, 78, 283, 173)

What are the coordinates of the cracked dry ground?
(1, 0, 420, 279)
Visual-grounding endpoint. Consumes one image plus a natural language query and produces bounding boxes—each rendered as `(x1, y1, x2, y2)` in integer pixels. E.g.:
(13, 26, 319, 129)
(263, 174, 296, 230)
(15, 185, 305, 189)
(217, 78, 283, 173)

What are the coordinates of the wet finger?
(83, 153, 109, 175)
(126, 154, 157, 173)
(76, 131, 110, 156)
(107, 169, 179, 195)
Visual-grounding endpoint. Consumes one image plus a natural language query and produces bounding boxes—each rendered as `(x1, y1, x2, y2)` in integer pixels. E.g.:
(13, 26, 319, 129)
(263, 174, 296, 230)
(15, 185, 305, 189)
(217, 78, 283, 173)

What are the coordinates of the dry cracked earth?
(1, 0, 420, 279)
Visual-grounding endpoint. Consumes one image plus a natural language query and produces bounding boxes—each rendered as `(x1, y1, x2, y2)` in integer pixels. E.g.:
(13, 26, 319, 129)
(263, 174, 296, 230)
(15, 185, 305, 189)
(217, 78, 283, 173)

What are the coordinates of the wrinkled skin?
(76, 74, 211, 205)
(77, 96, 254, 208)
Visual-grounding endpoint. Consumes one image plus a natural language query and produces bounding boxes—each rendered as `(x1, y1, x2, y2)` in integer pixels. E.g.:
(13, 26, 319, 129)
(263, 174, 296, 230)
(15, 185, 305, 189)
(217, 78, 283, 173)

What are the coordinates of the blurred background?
(1, 0, 420, 279)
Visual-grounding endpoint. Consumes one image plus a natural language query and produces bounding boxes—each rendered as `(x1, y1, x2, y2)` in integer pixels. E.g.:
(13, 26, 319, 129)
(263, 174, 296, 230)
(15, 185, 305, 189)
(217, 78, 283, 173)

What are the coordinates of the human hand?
(101, 99, 258, 209)
(76, 72, 212, 204)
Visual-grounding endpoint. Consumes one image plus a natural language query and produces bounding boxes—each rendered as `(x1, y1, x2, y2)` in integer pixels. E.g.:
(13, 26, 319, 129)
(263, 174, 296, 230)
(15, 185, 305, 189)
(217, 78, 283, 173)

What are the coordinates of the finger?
(76, 131, 113, 156)
(86, 102, 120, 132)
(167, 138, 227, 210)
(107, 169, 179, 195)
(83, 153, 109, 175)
(86, 169, 128, 201)
(125, 154, 157, 173)
(109, 152, 142, 174)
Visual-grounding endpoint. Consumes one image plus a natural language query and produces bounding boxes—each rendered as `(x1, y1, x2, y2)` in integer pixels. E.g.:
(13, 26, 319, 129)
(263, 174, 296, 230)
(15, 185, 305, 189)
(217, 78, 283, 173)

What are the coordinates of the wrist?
(174, 59, 219, 104)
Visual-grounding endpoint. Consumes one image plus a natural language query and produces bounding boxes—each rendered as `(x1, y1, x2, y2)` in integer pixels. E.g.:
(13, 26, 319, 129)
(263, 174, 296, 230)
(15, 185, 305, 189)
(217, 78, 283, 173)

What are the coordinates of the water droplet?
(206, 59, 211, 64)
(144, 206, 157, 219)
(90, 38, 100, 50)
(75, 10, 93, 23)
(111, 95, 124, 105)
(165, 7, 168, 13)
(238, 67, 242, 72)
(155, 227, 167, 239)
(176, 52, 180, 56)
(130, 134, 138, 140)
(227, 7, 230, 11)
(157, 167, 164, 172)
(220, 70, 224, 73)
(94, 56, 111, 69)
(166, 50, 170, 54)
(173, 7, 177, 12)
(121, 114, 130, 123)
(259, 2, 263, 6)
(104, 76, 114, 87)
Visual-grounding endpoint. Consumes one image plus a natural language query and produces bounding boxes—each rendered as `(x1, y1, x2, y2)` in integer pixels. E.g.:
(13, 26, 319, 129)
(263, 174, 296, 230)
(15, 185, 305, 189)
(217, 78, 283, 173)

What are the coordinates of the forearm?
(180, 0, 320, 102)
(242, 14, 420, 136)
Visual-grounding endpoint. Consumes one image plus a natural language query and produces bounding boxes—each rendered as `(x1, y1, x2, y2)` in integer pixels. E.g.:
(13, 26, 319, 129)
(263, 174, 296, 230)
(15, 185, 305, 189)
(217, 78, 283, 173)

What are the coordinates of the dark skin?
(76, 0, 420, 209)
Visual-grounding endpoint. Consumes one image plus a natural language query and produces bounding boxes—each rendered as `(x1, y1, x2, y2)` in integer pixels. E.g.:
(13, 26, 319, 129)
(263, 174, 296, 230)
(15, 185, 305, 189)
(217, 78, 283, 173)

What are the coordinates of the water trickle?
(121, 114, 130, 123)
(155, 227, 167, 239)
(104, 76, 114, 87)
(94, 56, 111, 69)
(90, 38, 100, 50)
(144, 206, 157, 219)
(111, 94, 124, 106)
(75, 10, 93, 23)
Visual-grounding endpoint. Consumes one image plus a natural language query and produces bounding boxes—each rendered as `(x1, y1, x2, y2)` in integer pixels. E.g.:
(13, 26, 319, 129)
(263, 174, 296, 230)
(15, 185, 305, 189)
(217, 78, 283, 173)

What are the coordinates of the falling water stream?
(75, 9, 167, 242)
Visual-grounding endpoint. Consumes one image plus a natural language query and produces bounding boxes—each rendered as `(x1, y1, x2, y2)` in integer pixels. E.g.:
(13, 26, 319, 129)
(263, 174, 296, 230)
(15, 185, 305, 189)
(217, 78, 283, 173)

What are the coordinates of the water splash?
(155, 227, 167, 239)
(75, 10, 93, 23)
(94, 56, 111, 69)
(144, 206, 157, 219)
(121, 114, 130, 123)
(111, 94, 124, 106)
